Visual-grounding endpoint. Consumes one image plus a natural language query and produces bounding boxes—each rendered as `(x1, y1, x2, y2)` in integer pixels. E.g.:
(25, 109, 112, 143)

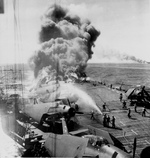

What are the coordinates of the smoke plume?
(96, 48, 148, 63)
(29, 4, 100, 79)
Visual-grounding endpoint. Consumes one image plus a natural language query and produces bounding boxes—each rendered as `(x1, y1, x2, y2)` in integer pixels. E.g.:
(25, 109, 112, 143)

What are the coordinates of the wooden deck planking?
(77, 83, 150, 158)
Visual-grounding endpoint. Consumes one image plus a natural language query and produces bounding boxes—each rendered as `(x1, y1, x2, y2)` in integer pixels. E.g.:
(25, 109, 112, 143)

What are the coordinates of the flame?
(27, 4, 101, 115)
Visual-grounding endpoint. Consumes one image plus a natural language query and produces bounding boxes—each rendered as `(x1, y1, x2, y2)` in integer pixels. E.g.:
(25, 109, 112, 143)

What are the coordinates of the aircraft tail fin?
(61, 117, 68, 134)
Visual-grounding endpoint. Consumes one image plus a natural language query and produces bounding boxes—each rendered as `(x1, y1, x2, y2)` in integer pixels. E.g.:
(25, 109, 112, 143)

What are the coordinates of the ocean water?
(0, 117, 22, 158)
(1, 63, 150, 157)
(86, 63, 150, 89)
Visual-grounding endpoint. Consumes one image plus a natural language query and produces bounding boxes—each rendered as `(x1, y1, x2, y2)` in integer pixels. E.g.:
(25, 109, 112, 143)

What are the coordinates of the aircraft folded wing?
(45, 133, 88, 157)
(73, 136, 89, 158)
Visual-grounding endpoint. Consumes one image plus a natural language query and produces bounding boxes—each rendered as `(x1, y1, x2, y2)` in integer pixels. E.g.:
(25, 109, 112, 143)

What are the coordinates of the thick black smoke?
(29, 4, 100, 78)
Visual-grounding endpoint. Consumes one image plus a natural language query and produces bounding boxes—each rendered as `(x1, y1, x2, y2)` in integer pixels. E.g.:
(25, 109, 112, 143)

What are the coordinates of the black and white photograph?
(0, 0, 150, 157)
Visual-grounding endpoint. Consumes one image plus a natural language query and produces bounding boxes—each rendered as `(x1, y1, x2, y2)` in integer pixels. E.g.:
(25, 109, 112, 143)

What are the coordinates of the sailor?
(106, 115, 110, 127)
(90, 110, 95, 120)
(122, 100, 127, 109)
(102, 102, 106, 111)
(103, 114, 107, 127)
(127, 108, 131, 118)
(142, 107, 147, 117)
(110, 84, 112, 89)
(111, 116, 116, 128)
(134, 104, 137, 113)
(34, 97, 38, 104)
(119, 93, 123, 102)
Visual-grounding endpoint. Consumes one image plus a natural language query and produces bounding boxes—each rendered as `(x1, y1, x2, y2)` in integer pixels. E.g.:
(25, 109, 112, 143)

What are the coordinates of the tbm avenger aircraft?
(43, 117, 132, 158)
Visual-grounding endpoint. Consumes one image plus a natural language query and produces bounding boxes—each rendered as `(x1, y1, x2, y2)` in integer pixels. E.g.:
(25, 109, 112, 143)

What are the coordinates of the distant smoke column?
(30, 4, 100, 78)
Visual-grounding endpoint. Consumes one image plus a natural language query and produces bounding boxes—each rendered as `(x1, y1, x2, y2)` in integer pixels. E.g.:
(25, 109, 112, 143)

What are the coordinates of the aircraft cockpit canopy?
(84, 135, 109, 148)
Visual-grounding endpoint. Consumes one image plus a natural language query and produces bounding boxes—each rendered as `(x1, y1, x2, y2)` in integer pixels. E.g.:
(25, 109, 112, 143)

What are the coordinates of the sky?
(0, 0, 150, 64)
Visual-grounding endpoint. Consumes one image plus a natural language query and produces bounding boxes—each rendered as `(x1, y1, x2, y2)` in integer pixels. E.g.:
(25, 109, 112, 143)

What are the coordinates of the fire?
(27, 4, 101, 115)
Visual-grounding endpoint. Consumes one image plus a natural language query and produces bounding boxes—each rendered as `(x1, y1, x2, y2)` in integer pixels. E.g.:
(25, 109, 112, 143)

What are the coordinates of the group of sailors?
(90, 110, 116, 128)
(103, 114, 116, 128)
(91, 92, 150, 129)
